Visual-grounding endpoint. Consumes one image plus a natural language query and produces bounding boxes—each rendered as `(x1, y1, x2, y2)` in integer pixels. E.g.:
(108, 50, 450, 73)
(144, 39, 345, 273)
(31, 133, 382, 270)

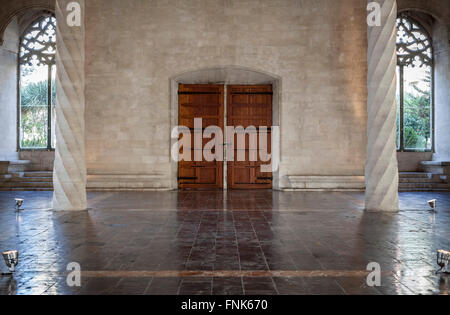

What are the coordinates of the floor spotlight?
(428, 199, 436, 212)
(2, 251, 19, 275)
(437, 250, 450, 274)
(15, 199, 24, 211)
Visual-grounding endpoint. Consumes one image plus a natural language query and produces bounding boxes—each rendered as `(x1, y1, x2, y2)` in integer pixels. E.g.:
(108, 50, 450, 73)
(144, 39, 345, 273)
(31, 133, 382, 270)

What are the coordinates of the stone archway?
(396, 5, 450, 162)
(0, 1, 55, 162)
(0, 0, 54, 45)
(169, 66, 282, 190)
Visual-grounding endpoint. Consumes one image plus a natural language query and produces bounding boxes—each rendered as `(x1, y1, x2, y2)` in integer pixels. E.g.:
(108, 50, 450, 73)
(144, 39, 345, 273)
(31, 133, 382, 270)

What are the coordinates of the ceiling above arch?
(397, 0, 449, 29)
(0, 0, 54, 45)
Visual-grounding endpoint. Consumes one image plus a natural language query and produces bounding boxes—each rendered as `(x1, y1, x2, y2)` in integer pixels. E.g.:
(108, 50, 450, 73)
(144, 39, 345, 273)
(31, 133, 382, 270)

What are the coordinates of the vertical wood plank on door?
(178, 84, 224, 189)
(227, 85, 273, 189)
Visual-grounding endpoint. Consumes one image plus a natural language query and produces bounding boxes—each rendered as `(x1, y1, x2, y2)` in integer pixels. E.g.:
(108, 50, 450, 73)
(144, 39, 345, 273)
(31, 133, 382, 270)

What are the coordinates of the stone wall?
(433, 16, 450, 161)
(397, 152, 433, 172)
(1, 0, 447, 190)
(0, 17, 18, 161)
(19, 151, 55, 171)
(85, 0, 368, 190)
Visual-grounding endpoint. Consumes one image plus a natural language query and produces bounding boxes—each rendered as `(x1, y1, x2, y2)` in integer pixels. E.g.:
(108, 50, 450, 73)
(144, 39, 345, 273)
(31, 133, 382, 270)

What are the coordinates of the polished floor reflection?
(0, 190, 449, 295)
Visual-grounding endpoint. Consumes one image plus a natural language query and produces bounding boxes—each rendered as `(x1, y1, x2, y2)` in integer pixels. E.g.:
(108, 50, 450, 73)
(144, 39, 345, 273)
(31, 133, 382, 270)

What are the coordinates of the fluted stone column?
(52, 0, 87, 210)
(365, 0, 399, 212)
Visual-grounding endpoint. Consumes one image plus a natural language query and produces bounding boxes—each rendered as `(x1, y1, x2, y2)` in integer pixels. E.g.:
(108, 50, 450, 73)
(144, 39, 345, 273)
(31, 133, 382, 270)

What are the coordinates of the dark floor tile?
(273, 277, 309, 295)
(336, 277, 382, 295)
(179, 280, 212, 295)
(302, 278, 345, 295)
(212, 277, 244, 295)
(243, 277, 278, 294)
(110, 277, 152, 295)
(144, 277, 182, 295)
(77, 278, 120, 295)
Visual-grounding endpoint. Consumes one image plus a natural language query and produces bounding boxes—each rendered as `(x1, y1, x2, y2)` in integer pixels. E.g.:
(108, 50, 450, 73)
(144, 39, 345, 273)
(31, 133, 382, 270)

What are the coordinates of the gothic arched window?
(18, 15, 56, 150)
(396, 15, 433, 152)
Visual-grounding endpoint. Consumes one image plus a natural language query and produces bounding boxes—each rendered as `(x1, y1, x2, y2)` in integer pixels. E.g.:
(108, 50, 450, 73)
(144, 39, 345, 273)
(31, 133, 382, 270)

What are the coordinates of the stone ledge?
(0, 160, 31, 165)
(421, 161, 450, 166)
(286, 175, 365, 191)
(86, 174, 172, 191)
(0, 160, 31, 173)
(421, 161, 450, 175)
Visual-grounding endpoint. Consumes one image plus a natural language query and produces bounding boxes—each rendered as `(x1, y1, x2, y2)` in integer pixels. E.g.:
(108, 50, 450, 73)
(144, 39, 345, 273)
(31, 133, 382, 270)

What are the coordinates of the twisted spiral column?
(52, 0, 87, 210)
(365, 0, 399, 212)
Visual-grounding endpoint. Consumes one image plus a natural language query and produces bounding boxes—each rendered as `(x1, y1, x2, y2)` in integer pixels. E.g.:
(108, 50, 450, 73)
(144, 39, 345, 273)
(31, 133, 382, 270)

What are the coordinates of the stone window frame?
(17, 14, 56, 152)
(396, 14, 435, 153)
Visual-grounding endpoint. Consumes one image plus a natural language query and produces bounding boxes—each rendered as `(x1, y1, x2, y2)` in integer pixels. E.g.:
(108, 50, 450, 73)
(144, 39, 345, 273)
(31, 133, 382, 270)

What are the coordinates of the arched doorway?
(170, 66, 282, 190)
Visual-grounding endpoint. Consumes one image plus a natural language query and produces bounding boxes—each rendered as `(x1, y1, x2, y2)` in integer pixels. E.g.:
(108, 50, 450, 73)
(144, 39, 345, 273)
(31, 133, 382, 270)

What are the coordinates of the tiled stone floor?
(0, 190, 449, 295)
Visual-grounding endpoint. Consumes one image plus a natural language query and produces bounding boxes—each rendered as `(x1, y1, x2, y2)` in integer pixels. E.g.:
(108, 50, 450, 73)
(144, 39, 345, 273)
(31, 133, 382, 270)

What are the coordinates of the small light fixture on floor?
(15, 199, 24, 211)
(1, 250, 19, 276)
(428, 199, 436, 212)
(436, 250, 450, 274)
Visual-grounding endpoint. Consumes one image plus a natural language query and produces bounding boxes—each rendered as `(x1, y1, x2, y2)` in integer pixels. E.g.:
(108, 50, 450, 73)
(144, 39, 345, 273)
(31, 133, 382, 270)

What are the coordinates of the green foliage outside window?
(403, 71, 431, 150)
(20, 80, 48, 148)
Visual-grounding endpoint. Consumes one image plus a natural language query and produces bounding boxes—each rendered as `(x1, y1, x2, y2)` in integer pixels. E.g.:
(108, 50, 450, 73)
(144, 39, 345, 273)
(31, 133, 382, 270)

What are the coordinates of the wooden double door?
(178, 84, 273, 190)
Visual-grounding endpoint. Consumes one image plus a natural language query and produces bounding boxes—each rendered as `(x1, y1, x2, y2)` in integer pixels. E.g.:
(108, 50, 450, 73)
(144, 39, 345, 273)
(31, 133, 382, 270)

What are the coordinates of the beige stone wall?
(0, 17, 18, 161)
(19, 151, 55, 171)
(85, 0, 368, 190)
(397, 152, 433, 172)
